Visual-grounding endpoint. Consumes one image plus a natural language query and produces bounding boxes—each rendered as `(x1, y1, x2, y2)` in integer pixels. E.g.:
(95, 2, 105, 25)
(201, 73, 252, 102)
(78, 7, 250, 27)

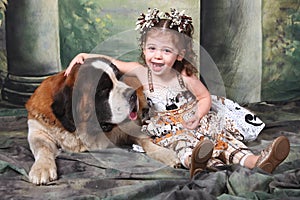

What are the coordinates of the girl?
(65, 8, 290, 177)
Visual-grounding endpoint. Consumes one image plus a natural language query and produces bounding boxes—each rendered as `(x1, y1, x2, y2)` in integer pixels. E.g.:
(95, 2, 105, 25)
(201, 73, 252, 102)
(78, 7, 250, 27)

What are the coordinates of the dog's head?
(52, 57, 139, 133)
(92, 58, 138, 123)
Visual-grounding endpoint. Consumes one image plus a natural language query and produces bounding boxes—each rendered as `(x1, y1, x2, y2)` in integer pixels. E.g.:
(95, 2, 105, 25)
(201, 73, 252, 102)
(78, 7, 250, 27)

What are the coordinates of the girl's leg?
(170, 135, 198, 168)
(221, 134, 290, 173)
(220, 133, 254, 166)
(254, 136, 290, 173)
(189, 139, 214, 178)
(184, 146, 226, 172)
(240, 154, 259, 168)
(174, 138, 213, 171)
(172, 138, 213, 177)
(207, 158, 226, 171)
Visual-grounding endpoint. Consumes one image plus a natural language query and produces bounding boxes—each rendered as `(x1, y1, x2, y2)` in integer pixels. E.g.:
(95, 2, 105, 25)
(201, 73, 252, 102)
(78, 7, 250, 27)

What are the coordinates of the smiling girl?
(65, 8, 290, 178)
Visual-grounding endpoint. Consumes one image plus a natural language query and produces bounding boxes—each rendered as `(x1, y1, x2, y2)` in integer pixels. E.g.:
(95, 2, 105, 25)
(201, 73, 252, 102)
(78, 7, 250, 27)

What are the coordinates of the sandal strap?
(229, 148, 250, 163)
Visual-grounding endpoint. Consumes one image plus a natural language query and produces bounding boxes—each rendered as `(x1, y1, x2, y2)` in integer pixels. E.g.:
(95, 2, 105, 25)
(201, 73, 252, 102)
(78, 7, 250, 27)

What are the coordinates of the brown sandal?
(256, 136, 290, 173)
(190, 140, 214, 178)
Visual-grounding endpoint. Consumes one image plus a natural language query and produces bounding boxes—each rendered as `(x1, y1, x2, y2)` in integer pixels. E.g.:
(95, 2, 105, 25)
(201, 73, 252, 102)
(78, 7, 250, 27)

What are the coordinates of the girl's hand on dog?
(64, 53, 87, 76)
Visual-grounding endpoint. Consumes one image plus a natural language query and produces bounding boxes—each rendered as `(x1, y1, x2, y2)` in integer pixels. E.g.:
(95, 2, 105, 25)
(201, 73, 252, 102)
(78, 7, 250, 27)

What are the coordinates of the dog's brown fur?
(26, 59, 179, 185)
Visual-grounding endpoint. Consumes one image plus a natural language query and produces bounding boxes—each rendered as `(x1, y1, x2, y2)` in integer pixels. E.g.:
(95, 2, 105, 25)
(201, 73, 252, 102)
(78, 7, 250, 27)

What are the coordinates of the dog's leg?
(117, 121, 181, 168)
(27, 120, 59, 185)
(137, 138, 181, 168)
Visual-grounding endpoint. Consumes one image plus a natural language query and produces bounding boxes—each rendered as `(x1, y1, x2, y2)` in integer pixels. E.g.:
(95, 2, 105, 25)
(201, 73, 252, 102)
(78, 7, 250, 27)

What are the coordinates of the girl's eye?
(147, 46, 156, 51)
(163, 49, 172, 53)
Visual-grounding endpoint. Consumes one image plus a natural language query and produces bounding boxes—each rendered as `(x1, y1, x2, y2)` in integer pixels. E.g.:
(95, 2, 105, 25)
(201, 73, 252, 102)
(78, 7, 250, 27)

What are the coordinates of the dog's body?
(26, 58, 179, 185)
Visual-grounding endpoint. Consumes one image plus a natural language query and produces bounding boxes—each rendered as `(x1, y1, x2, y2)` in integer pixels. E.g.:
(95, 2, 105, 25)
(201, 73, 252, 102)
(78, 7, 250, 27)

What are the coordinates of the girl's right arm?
(64, 53, 142, 76)
(64, 53, 115, 76)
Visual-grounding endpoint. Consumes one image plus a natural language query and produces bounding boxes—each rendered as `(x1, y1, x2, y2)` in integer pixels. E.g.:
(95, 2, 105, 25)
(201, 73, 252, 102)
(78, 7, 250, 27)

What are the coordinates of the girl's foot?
(190, 140, 214, 178)
(256, 136, 290, 173)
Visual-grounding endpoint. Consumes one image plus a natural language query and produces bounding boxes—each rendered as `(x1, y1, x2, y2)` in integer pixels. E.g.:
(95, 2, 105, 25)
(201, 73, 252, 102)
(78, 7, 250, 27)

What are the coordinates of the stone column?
(201, 0, 262, 103)
(2, 0, 61, 105)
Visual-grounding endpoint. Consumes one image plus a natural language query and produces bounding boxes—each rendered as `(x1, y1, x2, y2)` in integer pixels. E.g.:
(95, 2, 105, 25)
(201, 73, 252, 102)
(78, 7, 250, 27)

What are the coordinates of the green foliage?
(59, 0, 113, 67)
(262, 1, 300, 101)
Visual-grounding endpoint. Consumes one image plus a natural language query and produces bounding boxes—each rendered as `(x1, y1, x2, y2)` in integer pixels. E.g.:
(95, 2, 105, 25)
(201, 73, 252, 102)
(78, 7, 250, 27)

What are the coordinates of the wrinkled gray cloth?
(0, 100, 300, 200)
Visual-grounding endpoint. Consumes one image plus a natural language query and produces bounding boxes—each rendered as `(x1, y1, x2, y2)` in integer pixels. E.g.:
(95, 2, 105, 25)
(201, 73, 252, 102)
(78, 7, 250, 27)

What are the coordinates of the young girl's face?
(143, 30, 184, 76)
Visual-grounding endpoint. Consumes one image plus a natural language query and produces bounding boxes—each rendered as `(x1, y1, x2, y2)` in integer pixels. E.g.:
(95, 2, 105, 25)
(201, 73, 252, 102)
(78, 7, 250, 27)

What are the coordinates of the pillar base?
(1, 73, 52, 106)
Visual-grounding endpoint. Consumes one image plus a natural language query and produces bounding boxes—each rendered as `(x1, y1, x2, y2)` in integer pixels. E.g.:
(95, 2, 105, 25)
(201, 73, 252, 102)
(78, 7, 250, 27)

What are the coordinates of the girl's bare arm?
(64, 53, 142, 76)
(182, 74, 212, 130)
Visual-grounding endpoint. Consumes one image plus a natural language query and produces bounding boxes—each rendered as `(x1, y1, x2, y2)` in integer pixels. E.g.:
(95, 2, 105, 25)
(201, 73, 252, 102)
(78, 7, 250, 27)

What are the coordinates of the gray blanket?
(0, 100, 300, 200)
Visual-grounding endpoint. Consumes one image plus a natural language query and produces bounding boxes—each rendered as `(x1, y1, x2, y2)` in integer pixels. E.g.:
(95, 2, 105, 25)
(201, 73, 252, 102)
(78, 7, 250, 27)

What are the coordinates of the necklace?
(147, 68, 185, 93)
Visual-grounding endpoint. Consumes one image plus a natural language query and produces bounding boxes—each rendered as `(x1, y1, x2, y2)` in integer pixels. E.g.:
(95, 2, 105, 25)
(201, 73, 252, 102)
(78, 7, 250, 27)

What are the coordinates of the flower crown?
(136, 8, 193, 34)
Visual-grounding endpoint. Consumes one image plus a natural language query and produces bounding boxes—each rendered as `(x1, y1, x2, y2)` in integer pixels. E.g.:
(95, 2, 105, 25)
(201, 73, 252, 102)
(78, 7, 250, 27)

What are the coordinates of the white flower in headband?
(167, 8, 193, 33)
(135, 8, 193, 33)
(135, 8, 160, 33)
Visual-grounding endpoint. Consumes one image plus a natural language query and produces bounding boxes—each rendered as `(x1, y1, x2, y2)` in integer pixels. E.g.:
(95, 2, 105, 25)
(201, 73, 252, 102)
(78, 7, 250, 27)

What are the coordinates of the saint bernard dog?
(26, 57, 179, 185)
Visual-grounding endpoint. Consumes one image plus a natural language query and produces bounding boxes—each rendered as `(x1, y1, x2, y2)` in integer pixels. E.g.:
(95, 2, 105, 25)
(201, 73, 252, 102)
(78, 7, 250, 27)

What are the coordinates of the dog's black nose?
(100, 122, 115, 132)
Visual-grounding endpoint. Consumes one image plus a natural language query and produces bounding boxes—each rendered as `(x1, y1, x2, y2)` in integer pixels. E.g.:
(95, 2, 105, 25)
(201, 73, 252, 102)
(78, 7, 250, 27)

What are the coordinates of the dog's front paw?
(148, 147, 181, 168)
(29, 158, 57, 185)
(162, 150, 181, 168)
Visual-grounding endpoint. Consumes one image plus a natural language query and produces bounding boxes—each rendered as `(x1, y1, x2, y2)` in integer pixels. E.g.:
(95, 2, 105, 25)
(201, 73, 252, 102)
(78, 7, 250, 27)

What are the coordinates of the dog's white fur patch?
(91, 60, 132, 123)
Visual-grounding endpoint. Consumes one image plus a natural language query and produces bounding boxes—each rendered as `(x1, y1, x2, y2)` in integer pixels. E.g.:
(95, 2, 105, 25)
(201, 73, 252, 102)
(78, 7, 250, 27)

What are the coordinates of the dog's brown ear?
(51, 85, 76, 132)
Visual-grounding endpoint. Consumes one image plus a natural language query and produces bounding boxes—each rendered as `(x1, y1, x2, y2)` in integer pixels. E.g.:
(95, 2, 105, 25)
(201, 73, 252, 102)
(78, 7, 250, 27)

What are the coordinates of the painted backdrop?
(201, 0, 300, 103)
(0, 0, 299, 105)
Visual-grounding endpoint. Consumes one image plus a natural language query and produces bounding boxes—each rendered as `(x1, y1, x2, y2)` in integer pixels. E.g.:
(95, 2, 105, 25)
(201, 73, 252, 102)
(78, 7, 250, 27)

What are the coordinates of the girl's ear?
(177, 49, 186, 61)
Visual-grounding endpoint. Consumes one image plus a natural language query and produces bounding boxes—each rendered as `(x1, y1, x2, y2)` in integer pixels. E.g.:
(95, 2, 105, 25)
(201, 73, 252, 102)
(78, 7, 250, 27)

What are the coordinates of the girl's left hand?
(182, 113, 201, 130)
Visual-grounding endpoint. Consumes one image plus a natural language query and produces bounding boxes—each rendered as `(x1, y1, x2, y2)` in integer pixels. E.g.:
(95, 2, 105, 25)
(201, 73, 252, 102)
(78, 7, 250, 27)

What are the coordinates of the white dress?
(142, 70, 265, 168)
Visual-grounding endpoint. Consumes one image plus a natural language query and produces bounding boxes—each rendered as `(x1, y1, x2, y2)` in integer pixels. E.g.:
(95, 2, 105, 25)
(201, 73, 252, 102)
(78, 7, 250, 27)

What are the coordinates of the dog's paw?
(162, 150, 181, 168)
(29, 159, 57, 185)
(148, 147, 181, 168)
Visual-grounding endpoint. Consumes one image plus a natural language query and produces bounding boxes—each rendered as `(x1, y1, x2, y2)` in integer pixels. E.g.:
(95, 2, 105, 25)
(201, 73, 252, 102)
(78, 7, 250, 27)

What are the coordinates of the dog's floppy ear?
(51, 85, 76, 132)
